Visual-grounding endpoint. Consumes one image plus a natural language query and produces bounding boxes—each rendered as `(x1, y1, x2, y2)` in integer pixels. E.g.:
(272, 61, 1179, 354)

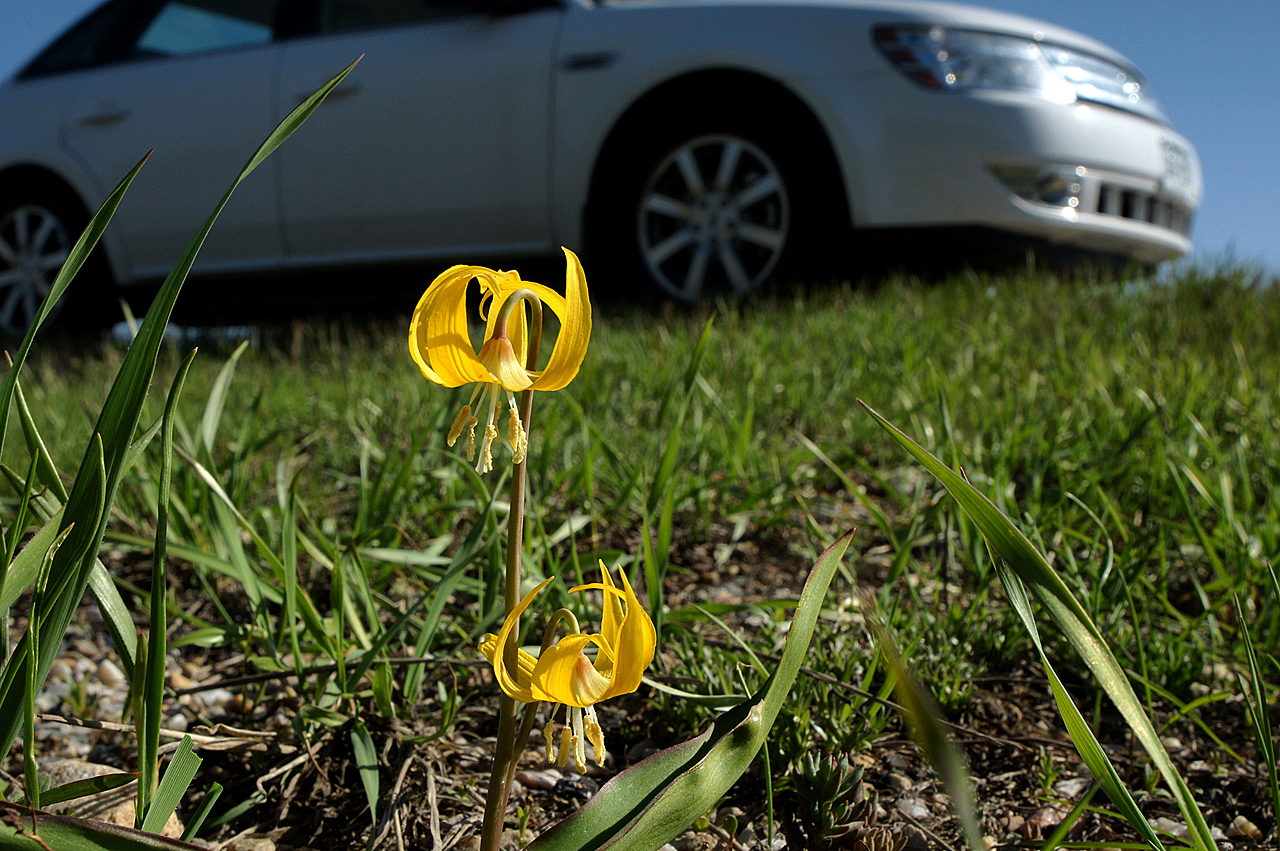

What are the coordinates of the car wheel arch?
(583, 68, 853, 298)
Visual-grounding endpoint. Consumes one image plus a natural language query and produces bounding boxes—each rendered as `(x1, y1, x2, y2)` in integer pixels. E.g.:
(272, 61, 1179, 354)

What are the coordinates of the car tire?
(0, 181, 109, 339)
(592, 106, 836, 303)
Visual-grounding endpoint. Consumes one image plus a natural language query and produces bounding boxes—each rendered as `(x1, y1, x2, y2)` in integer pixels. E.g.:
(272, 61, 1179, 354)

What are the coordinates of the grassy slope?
(7, 264, 1280, 835)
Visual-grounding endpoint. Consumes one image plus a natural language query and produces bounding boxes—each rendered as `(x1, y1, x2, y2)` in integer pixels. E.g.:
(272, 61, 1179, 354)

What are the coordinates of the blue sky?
(1, 0, 1276, 275)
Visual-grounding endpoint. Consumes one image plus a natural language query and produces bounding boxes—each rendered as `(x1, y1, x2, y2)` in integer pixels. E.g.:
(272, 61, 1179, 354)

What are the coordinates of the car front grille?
(1095, 183, 1193, 236)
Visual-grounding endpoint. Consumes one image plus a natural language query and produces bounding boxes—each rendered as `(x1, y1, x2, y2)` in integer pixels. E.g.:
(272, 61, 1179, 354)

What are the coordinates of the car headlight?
(873, 25, 1167, 123)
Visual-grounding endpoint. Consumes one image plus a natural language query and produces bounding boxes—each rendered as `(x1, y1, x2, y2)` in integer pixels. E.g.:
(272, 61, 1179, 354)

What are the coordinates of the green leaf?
(868, 613, 984, 851)
(199, 340, 249, 457)
(860, 399, 1213, 851)
(298, 706, 350, 728)
(141, 350, 197, 822)
(350, 721, 379, 827)
(528, 530, 852, 851)
(142, 737, 201, 835)
(19, 772, 140, 808)
(180, 783, 222, 843)
(0, 805, 206, 850)
(0, 154, 149, 469)
(0, 57, 362, 757)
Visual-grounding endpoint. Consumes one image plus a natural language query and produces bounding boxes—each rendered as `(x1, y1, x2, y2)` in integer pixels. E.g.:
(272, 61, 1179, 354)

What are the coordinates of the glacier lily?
(479, 563, 657, 772)
(408, 246, 590, 472)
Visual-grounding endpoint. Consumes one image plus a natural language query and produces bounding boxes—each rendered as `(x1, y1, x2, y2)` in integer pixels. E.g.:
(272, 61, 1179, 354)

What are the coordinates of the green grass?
(5, 261, 1280, 844)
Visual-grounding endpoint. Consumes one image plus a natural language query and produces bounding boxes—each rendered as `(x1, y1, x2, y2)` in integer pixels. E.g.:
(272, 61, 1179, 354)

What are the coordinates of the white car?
(0, 0, 1201, 335)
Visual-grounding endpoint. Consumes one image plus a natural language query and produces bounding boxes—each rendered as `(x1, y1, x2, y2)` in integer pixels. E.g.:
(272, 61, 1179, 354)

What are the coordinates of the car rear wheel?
(0, 183, 108, 339)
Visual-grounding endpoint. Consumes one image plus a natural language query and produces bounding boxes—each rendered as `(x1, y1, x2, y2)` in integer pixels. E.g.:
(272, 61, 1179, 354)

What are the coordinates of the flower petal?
(530, 248, 591, 391)
(601, 568, 656, 700)
(530, 632, 612, 708)
(566, 566, 655, 702)
(478, 633, 539, 698)
(411, 265, 495, 387)
(480, 576, 555, 703)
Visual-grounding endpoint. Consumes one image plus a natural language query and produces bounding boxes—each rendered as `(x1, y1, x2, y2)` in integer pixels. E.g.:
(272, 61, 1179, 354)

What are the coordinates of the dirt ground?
(5, 512, 1276, 851)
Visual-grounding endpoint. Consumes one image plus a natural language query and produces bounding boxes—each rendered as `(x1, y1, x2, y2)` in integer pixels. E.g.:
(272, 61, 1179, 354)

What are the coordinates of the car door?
(273, 0, 562, 264)
(60, 0, 285, 279)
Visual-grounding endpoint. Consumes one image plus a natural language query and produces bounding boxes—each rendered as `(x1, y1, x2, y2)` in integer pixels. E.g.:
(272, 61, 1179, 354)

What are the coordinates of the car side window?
(132, 1, 277, 58)
(319, 0, 478, 34)
(19, 0, 133, 78)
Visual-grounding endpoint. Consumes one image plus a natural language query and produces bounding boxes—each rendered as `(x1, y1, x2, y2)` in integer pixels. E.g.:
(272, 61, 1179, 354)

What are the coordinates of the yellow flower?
(409, 247, 591, 472)
(478, 562, 657, 771)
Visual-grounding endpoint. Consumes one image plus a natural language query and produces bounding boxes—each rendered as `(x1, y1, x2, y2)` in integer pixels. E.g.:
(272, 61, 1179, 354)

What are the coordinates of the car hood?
(596, 0, 1137, 70)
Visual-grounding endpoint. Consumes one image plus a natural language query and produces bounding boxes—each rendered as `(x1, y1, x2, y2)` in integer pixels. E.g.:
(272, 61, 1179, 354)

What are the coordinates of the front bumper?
(834, 81, 1202, 264)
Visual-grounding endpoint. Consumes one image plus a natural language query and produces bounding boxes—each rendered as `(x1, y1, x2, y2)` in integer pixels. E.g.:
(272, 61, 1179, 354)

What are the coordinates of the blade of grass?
(0, 58, 361, 755)
(867, 608, 984, 851)
(860, 399, 1211, 850)
(140, 350, 197, 824)
(142, 736, 202, 835)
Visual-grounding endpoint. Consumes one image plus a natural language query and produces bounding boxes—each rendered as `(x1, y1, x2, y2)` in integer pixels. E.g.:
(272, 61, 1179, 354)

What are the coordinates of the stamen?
(584, 705, 606, 767)
(571, 707, 587, 773)
(447, 405, 472, 446)
(507, 396, 527, 464)
(544, 715, 558, 765)
(477, 421, 498, 473)
(557, 725, 573, 769)
(463, 417, 478, 461)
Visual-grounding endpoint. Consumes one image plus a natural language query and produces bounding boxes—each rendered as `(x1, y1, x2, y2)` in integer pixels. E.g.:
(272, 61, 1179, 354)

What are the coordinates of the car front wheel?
(636, 133, 790, 301)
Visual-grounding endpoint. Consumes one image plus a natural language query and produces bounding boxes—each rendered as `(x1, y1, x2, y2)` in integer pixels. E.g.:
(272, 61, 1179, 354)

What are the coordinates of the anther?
(463, 417, 478, 461)
(477, 422, 498, 473)
(544, 717, 558, 765)
(447, 405, 472, 447)
(557, 726, 574, 769)
(508, 406, 527, 464)
(584, 705, 606, 767)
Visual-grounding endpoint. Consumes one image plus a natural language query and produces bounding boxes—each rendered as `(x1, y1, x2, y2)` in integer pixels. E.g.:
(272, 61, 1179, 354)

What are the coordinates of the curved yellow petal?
(478, 633, 539, 697)
(565, 565, 655, 703)
(530, 633, 612, 708)
(600, 568, 656, 701)
(413, 265, 494, 387)
(482, 576, 554, 703)
(530, 248, 591, 391)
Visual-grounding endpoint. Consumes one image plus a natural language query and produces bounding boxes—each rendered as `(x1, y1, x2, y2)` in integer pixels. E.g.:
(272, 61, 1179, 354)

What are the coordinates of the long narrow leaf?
(141, 351, 197, 823)
(868, 612, 984, 851)
(860, 399, 1213, 850)
(0, 58, 360, 755)
(0, 154, 150, 467)
(0, 805, 206, 850)
(142, 737, 201, 835)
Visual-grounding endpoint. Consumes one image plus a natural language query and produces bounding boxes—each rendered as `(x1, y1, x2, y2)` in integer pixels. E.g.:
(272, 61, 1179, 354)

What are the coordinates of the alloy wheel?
(0, 203, 72, 337)
(637, 134, 790, 301)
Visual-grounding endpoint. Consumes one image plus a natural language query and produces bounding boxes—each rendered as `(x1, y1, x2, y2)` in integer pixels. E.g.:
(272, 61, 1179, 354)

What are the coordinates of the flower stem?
(480, 295, 541, 851)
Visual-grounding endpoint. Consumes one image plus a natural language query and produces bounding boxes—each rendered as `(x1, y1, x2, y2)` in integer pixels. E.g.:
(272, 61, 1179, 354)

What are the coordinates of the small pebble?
(895, 797, 930, 820)
(1053, 776, 1091, 798)
(1227, 815, 1261, 839)
(888, 772, 914, 792)
(515, 769, 561, 791)
(167, 714, 188, 733)
(96, 659, 125, 688)
(1150, 817, 1189, 839)
(1159, 736, 1183, 752)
